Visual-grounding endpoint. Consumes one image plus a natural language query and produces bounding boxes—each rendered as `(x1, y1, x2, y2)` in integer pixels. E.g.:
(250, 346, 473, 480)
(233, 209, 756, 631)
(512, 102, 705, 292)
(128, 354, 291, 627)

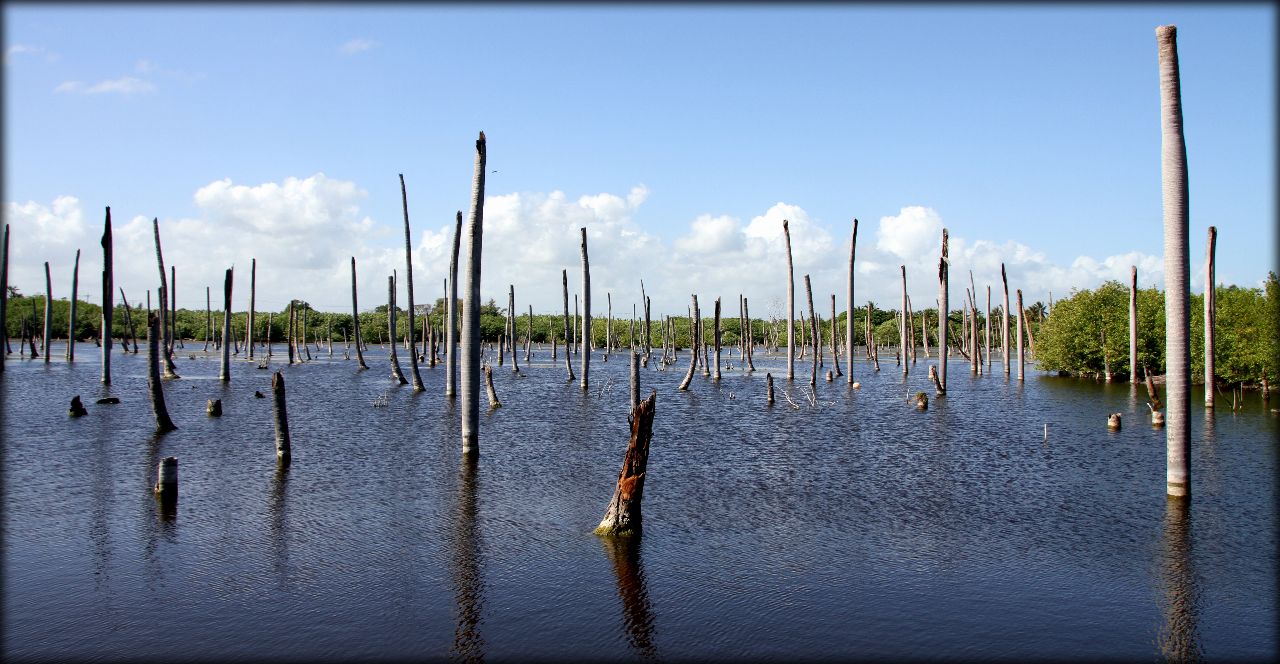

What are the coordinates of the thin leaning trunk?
(937, 229, 949, 394)
(399, 174, 425, 391)
(351, 257, 368, 369)
(846, 219, 858, 382)
(678, 295, 700, 391)
(580, 227, 591, 391)
(219, 268, 233, 382)
(388, 274, 408, 384)
(120, 289, 138, 353)
(1204, 226, 1216, 406)
(67, 249, 80, 361)
(147, 312, 177, 433)
(1158, 24, 1190, 498)
(100, 209, 113, 383)
(1130, 265, 1139, 384)
(461, 132, 486, 458)
(152, 218, 179, 378)
(1002, 264, 1011, 377)
(804, 275, 818, 387)
(562, 269, 575, 381)
(447, 211, 462, 397)
(783, 219, 795, 381)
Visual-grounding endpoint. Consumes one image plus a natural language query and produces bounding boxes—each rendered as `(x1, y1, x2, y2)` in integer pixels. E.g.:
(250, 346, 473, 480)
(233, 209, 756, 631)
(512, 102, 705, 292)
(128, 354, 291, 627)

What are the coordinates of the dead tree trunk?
(152, 218, 179, 378)
(120, 289, 138, 353)
(66, 249, 80, 361)
(1204, 225, 1216, 406)
(630, 349, 640, 408)
(783, 219, 795, 381)
(580, 227, 591, 391)
(713, 297, 722, 380)
(678, 295, 700, 391)
(1002, 263, 1011, 377)
(351, 257, 368, 369)
(526, 304, 533, 363)
(147, 312, 177, 433)
(0, 224, 7, 372)
(985, 285, 992, 374)
(606, 291, 613, 361)
(461, 132, 486, 458)
(447, 211, 463, 397)
(1130, 265, 1139, 384)
(388, 274, 408, 384)
(219, 268, 233, 382)
(830, 294, 843, 377)
(170, 266, 178, 351)
(1017, 289, 1026, 381)
(900, 265, 909, 377)
(845, 218, 858, 384)
(744, 296, 756, 372)
(804, 275, 818, 387)
(507, 284, 520, 373)
(43, 262, 52, 363)
(287, 301, 296, 364)
(483, 364, 501, 408)
(937, 229, 949, 394)
(248, 258, 257, 360)
(100, 210, 113, 383)
(562, 269, 575, 381)
(595, 392, 657, 536)
(397, 175, 425, 390)
(273, 370, 291, 463)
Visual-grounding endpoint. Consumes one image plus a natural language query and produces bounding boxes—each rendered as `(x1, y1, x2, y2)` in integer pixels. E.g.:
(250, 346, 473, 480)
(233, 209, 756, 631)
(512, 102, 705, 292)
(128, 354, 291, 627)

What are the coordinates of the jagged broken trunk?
(595, 392, 657, 537)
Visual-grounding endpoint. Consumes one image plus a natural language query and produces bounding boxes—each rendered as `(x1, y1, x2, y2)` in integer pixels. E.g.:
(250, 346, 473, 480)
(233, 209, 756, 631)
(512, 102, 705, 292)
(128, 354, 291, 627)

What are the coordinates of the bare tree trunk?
(100, 210, 113, 383)
(446, 211, 462, 396)
(287, 301, 296, 364)
(219, 268, 233, 381)
(66, 249, 80, 361)
(985, 285, 992, 374)
(388, 275, 408, 384)
(351, 257, 368, 369)
(508, 284, 520, 373)
(630, 349, 640, 409)
(396, 175, 425, 389)
(713, 297, 722, 380)
(43, 262, 52, 363)
(900, 265, 909, 377)
(461, 132, 487, 458)
(830, 294, 843, 377)
(744, 296, 755, 372)
(1130, 265, 1139, 384)
(804, 275, 818, 387)
(1204, 225, 1216, 406)
(573, 295, 579, 355)
(152, 218, 179, 378)
(1158, 24, 1191, 498)
(937, 229, 949, 394)
(1002, 264, 1011, 377)
(147, 312, 177, 433)
(642, 283, 652, 365)
(248, 258, 257, 360)
(678, 295, 700, 391)
(0, 224, 7, 372)
(170, 266, 178, 352)
(595, 392, 657, 536)
(580, 227, 591, 391)
(273, 371, 291, 463)
(563, 269, 575, 381)
(483, 364, 501, 408)
(606, 292, 613, 361)
(783, 219, 795, 381)
(1017, 289, 1026, 382)
(120, 289, 138, 353)
(526, 304, 533, 363)
(204, 286, 212, 351)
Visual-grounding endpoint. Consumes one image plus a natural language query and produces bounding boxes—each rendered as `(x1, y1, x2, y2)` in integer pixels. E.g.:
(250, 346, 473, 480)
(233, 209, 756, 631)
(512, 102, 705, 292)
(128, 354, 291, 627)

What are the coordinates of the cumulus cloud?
(54, 76, 156, 95)
(340, 38, 378, 55)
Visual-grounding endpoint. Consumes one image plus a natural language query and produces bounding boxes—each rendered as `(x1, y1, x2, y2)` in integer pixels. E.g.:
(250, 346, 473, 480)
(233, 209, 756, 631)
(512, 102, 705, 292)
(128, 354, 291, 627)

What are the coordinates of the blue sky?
(3, 4, 1274, 317)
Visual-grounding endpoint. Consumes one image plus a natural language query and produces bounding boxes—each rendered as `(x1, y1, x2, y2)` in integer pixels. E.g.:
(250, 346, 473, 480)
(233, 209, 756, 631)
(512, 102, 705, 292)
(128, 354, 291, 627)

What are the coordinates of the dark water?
(3, 343, 1276, 662)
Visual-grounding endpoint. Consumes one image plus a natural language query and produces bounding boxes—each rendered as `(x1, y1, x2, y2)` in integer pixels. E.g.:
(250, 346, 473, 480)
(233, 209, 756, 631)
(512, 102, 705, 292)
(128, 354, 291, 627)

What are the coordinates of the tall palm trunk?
(783, 220, 795, 381)
(1158, 24, 1191, 498)
(248, 258, 257, 360)
(219, 268, 233, 382)
(351, 257, 368, 369)
(1130, 265, 1139, 384)
(43, 262, 52, 363)
(936, 229, 949, 394)
(580, 227, 591, 391)
(0, 224, 8, 373)
(398, 174, 425, 390)
(900, 265, 909, 377)
(846, 219, 858, 383)
(461, 132, 486, 458)
(67, 249, 80, 361)
(562, 269, 575, 381)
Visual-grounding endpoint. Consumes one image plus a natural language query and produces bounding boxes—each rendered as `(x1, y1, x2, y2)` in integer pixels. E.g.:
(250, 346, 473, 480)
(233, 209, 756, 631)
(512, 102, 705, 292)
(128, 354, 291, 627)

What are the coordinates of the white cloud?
(54, 76, 156, 95)
(5, 44, 58, 65)
(340, 38, 378, 55)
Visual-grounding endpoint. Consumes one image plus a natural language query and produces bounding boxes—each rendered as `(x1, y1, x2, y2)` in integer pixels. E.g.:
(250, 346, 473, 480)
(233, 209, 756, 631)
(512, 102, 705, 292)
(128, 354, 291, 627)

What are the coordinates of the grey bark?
(804, 275, 818, 387)
(1017, 289, 1026, 382)
(147, 312, 177, 433)
(205, 286, 212, 351)
(483, 364, 501, 408)
(629, 349, 640, 409)
(1002, 263, 1011, 377)
(351, 257, 368, 369)
(447, 211, 462, 397)
(461, 132, 486, 458)
(563, 269, 575, 381)
(248, 258, 257, 360)
(219, 268, 233, 382)
(580, 227, 591, 391)
(846, 219, 858, 383)
(152, 218, 179, 378)
(399, 174, 425, 390)
(67, 249, 80, 361)
(1204, 226, 1216, 406)
(508, 284, 520, 372)
(985, 285, 992, 373)
(678, 295, 700, 391)
(43, 262, 52, 363)
(783, 219, 795, 381)
(744, 296, 755, 371)
(830, 294, 842, 377)
(901, 265, 909, 377)
(937, 229, 949, 393)
(120, 289, 137, 353)
(388, 274, 408, 384)
(1158, 24, 1190, 497)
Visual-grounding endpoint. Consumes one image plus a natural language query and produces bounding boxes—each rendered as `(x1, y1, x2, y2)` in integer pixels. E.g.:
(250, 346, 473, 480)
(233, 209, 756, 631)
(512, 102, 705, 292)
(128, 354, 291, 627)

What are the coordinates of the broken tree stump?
(69, 395, 88, 417)
(595, 391, 657, 537)
(272, 371, 291, 463)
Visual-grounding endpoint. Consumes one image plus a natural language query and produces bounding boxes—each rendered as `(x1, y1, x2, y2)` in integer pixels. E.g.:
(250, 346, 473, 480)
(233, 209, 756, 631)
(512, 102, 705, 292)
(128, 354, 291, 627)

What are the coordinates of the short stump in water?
(914, 392, 928, 410)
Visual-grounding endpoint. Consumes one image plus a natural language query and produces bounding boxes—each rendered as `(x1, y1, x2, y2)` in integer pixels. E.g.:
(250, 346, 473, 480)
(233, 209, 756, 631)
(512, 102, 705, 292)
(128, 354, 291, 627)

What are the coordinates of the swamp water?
(2, 343, 1275, 661)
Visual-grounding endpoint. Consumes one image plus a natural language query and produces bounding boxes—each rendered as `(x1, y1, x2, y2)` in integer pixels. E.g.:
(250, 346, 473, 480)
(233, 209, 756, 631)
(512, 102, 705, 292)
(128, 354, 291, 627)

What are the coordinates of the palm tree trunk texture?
(1158, 24, 1190, 498)
(461, 132, 487, 458)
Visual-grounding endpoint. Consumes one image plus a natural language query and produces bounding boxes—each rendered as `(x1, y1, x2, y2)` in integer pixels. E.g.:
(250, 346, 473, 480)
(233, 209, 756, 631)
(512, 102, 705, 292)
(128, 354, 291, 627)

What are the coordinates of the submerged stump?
(595, 391, 657, 537)
(69, 395, 88, 417)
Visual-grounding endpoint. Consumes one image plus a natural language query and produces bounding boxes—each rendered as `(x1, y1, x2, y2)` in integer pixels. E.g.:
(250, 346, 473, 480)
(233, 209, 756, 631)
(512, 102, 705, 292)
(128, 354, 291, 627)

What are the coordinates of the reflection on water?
(451, 459, 485, 663)
(269, 463, 291, 591)
(600, 536, 658, 661)
(1157, 496, 1202, 663)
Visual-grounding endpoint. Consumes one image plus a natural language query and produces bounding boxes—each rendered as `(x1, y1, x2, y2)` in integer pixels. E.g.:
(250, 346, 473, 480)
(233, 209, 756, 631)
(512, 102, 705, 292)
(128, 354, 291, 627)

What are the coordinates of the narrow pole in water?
(67, 249, 80, 361)
(100, 210, 113, 383)
(43, 262, 52, 363)
(248, 258, 257, 360)
(783, 219, 795, 381)
(147, 312, 177, 432)
(936, 229, 949, 394)
(388, 274, 407, 384)
(351, 257, 368, 370)
(273, 371, 291, 464)
(1204, 226, 1216, 407)
(461, 132, 486, 458)
(562, 269, 575, 381)
(805, 275, 818, 387)
(1002, 263, 1011, 377)
(678, 295, 700, 391)
(399, 174, 424, 391)
(219, 268, 233, 381)
(580, 227, 591, 391)
(447, 211, 462, 397)
(1130, 265, 1139, 384)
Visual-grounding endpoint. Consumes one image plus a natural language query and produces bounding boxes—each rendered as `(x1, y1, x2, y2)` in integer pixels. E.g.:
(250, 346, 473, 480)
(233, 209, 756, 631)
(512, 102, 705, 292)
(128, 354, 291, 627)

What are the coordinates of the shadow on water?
(599, 535, 659, 661)
(451, 458, 485, 663)
(269, 462, 291, 591)
(1156, 496, 1202, 663)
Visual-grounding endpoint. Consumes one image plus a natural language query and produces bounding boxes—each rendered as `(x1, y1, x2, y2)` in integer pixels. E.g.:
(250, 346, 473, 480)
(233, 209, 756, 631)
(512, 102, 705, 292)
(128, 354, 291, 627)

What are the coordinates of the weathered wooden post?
(461, 131, 486, 459)
(1158, 24, 1191, 498)
(219, 268, 233, 382)
(804, 275, 818, 387)
(595, 392, 657, 536)
(900, 266, 909, 377)
(247, 258, 257, 360)
(154, 456, 178, 500)
(398, 174, 426, 390)
(937, 229, 949, 394)
(1130, 265, 1139, 384)
(783, 219, 795, 381)
(351, 257, 368, 370)
(1204, 226, 1216, 407)
(1002, 264, 1011, 377)
(580, 227, 592, 391)
(483, 364, 501, 408)
(43, 262, 52, 363)
(147, 312, 177, 432)
(445, 211, 463, 396)
(272, 370, 291, 463)
(766, 372, 774, 404)
(678, 295, 700, 391)
(388, 274, 408, 384)
(562, 269, 575, 381)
